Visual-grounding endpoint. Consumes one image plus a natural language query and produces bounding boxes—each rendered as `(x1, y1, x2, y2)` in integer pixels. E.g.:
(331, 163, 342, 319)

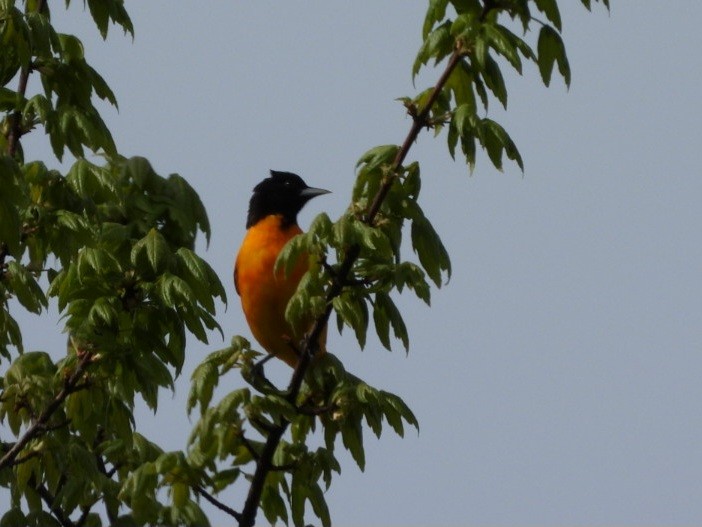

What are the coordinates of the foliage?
(0, 0, 608, 526)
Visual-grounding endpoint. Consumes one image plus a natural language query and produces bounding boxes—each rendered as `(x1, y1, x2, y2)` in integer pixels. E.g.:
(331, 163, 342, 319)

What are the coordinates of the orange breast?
(234, 215, 324, 367)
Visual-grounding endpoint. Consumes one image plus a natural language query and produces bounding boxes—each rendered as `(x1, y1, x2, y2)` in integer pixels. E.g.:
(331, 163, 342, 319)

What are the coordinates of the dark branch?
(33, 479, 75, 527)
(195, 485, 242, 521)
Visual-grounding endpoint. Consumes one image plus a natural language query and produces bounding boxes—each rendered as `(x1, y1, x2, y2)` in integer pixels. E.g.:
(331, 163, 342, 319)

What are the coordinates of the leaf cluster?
(1, 0, 130, 161)
(0, 154, 224, 525)
(185, 338, 418, 527)
(410, 0, 608, 173)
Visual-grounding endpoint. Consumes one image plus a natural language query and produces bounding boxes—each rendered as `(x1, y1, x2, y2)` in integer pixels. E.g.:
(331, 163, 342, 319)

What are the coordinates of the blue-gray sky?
(10, 2, 702, 525)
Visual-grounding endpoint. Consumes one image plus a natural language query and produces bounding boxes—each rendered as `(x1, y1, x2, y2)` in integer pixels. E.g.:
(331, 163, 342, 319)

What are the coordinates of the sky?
(7, 1, 702, 525)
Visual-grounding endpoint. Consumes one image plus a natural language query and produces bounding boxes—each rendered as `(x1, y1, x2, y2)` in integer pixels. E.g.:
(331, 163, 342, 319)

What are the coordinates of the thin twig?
(195, 485, 242, 521)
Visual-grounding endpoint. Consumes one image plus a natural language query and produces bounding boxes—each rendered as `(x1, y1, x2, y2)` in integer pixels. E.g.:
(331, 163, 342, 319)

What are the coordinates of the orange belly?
(235, 215, 325, 367)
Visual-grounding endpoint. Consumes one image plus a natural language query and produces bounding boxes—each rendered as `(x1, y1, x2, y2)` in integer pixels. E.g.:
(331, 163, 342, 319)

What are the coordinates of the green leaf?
(534, 0, 562, 31)
(0, 508, 28, 527)
(481, 54, 508, 108)
(57, 33, 85, 62)
(131, 229, 172, 276)
(261, 481, 288, 526)
(308, 481, 331, 527)
(307, 211, 333, 243)
(340, 419, 365, 471)
(175, 247, 226, 311)
(445, 59, 475, 111)
(23, 93, 53, 125)
(537, 25, 571, 87)
(274, 232, 308, 279)
(25, 11, 57, 58)
(480, 118, 524, 171)
(355, 144, 400, 172)
(0, 87, 22, 112)
(124, 156, 159, 190)
(5, 261, 47, 313)
(374, 292, 409, 352)
(86, 63, 118, 107)
(484, 24, 522, 74)
(409, 207, 452, 286)
(423, 0, 448, 38)
(413, 20, 452, 78)
(332, 291, 369, 349)
(88, 295, 119, 328)
(77, 247, 121, 278)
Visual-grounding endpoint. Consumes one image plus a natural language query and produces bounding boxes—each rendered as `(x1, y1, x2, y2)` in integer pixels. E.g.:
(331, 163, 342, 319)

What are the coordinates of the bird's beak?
(300, 186, 331, 199)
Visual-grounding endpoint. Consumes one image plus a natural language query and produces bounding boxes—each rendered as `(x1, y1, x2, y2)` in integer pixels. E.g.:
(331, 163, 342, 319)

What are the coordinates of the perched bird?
(234, 171, 330, 367)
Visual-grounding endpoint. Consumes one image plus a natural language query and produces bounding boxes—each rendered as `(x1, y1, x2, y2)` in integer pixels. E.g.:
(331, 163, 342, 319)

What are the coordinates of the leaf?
(480, 118, 524, 171)
(88, 296, 119, 328)
(484, 23, 522, 74)
(131, 229, 172, 276)
(124, 156, 158, 190)
(537, 25, 571, 87)
(372, 295, 391, 350)
(445, 59, 475, 111)
(0, 508, 28, 527)
(86, 63, 118, 107)
(175, 247, 226, 311)
(332, 291, 369, 349)
(86, 0, 109, 38)
(355, 144, 399, 172)
(77, 247, 121, 278)
(423, 0, 448, 38)
(25, 11, 57, 58)
(481, 54, 507, 108)
(5, 262, 48, 313)
(0, 87, 22, 112)
(413, 20, 452, 78)
(374, 292, 409, 352)
(409, 207, 452, 286)
(308, 481, 331, 527)
(0, 203, 21, 257)
(57, 33, 85, 62)
(340, 419, 365, 471)
(274, 232, 308, 279)
(534, 0, 562, 31)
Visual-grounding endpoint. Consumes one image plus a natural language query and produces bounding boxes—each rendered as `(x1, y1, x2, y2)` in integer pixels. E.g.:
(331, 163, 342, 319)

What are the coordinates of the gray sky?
(10, 1, 702, 525)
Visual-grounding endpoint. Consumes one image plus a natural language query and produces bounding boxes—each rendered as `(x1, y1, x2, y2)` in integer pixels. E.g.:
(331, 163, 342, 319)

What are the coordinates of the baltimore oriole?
(234, 171, 330, 367)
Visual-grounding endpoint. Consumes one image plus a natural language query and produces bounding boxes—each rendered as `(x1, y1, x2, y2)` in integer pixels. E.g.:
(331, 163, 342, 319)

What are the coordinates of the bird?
(234, 171, 330, 368)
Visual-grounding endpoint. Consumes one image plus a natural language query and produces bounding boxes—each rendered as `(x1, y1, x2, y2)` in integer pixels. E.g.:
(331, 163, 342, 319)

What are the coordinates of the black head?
(246, 170, 330, 228)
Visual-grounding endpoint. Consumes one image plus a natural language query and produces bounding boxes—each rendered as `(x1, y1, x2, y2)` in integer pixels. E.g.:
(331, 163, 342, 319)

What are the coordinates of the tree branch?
(195, 485, 242, 521)
(237, 47, 465, 527)
(33, 478, 76, 527)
